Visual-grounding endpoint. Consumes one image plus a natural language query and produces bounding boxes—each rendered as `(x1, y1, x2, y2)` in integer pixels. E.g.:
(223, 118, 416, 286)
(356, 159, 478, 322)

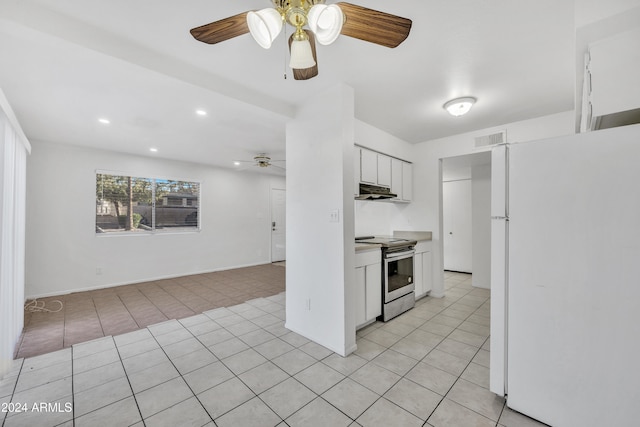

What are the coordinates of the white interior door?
(443, 180, 472, 272)
(271, 188, 286, 262)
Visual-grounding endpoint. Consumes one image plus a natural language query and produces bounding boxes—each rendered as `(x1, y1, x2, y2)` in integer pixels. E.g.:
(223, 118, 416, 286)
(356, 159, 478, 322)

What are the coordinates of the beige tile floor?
(17, 264, 286, 359)
(1, 272, 548, 427)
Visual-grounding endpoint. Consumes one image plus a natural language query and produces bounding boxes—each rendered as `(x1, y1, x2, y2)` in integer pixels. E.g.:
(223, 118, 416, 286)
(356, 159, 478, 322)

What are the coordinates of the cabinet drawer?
(415, 241, 432, 254)
(355, 249, 381, 267)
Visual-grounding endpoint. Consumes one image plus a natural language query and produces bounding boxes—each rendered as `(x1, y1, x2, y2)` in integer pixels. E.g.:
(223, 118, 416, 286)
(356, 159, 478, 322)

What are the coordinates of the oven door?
(384, 249, 415, 303)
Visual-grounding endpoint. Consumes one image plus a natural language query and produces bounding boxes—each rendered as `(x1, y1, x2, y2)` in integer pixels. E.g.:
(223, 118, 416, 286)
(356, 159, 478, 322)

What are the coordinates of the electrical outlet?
(329, 210, 340, 223)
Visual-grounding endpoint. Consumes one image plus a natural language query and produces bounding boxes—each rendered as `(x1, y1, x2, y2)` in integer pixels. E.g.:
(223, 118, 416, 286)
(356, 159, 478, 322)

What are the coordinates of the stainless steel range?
(356, 236, 417, 321)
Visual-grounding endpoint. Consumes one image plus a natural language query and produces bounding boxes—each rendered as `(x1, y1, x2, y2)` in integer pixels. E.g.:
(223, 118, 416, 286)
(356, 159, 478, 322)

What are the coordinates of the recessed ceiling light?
(443, 97, 477, 117)
(98, 118, 111, 124)
(195, 109, 207, 116)
(149, 148, 158, 153)
(233, 161, 241, 166)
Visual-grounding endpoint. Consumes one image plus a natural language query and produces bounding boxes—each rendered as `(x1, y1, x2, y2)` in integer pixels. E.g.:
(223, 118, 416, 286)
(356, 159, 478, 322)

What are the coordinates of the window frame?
(95, 170, 201, 236)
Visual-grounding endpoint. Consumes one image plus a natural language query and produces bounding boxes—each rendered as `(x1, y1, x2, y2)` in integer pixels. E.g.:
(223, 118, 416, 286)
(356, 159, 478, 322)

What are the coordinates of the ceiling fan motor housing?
(254, 154, 272, 167)
(272, 0, 327, 28)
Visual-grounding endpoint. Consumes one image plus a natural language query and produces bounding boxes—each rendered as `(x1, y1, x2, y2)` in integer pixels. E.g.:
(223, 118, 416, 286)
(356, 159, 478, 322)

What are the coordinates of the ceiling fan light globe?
(289, 38, 316, 69)
(307, 4, 343, 45)
(247, 8, 283, 49)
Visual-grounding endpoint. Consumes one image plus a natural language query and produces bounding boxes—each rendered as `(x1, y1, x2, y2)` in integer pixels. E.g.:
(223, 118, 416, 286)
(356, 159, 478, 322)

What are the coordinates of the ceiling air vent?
(475, 130, 506, 148)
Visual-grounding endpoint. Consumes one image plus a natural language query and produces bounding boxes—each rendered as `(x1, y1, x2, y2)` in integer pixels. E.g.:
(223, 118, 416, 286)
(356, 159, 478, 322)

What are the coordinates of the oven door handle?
(385, 250, 415, 260)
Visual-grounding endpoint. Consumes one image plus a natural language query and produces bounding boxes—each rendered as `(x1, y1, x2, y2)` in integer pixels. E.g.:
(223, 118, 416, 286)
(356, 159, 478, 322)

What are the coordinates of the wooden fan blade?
(337, 2, 412, 48)
(190, 12, 249, 44)
(288, 30, 319, 81)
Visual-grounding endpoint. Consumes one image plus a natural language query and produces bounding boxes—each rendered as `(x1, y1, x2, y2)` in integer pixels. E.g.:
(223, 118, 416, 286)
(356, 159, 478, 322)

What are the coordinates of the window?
(96, 173, 200, 234)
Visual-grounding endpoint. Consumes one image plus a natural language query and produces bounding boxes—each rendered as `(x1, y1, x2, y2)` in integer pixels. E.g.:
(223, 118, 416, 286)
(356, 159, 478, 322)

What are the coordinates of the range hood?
(355, 183, 397, 200)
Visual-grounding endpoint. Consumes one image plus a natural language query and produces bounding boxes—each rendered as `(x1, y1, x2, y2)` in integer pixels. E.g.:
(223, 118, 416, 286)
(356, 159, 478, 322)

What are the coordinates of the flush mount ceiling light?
(98, 118, 110, 125)
(190, 1, 412, 81)
(443, 97, 477, 117)
(195, 109, 207, 116)
(149, 148, 158, 152)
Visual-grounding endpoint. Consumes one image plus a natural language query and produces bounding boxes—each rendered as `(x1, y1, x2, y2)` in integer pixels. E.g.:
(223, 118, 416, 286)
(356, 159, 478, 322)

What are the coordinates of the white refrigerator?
(490, 124, 640, 427)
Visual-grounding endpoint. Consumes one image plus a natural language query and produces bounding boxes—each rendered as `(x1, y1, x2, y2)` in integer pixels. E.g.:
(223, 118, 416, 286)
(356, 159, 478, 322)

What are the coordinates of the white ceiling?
(0, 0, 576, 171)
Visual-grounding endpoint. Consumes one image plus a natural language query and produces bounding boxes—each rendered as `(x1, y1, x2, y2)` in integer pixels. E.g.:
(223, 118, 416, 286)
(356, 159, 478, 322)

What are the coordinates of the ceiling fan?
(235, 154, 286, 170)
(190, 0, 412, 80)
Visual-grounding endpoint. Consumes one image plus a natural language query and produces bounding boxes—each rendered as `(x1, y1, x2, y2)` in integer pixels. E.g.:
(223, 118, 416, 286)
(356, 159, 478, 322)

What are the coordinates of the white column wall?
(285, 84, 356, 356)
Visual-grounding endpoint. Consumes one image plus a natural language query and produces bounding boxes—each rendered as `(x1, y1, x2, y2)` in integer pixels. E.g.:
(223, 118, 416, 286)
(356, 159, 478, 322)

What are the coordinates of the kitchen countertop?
(393, 230, 433, 242)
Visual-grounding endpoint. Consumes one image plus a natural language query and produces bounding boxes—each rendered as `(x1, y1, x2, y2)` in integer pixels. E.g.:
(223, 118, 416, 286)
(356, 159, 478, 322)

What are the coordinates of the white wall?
(407, 111, 575, 297)
(575, 0, 640, 27)
(285, 84, 356, 356)
(355, 120, 413, 160)
(25, 140, 285, 298)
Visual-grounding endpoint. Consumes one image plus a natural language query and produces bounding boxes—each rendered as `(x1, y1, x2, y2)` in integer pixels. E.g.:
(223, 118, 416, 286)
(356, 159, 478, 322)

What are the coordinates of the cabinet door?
(365, 263, 382, 320)
(377, 154, 392, 187)
(414, 252, 424, 297)
(354, 146, 361, 196)
(355, 266, 366, 326)
(402, 162, 413, 202)
(360, 148, 377, 184)
(589, 28, 640, 121)
(422, 251, 432, 293)
(391, 158, 403, 200)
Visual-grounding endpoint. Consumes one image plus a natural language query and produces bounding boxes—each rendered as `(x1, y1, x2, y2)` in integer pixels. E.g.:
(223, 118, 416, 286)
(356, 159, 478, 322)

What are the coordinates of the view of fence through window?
(96, 173, 200, 233)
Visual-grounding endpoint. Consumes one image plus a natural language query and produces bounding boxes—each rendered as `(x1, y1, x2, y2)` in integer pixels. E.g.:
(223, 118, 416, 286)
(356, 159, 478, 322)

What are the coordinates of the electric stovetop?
(355, 236, 417, 248)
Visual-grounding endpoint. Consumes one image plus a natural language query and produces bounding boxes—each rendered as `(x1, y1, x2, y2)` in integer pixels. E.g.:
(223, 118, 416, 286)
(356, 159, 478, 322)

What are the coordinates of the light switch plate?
(329, 210, 340, 223)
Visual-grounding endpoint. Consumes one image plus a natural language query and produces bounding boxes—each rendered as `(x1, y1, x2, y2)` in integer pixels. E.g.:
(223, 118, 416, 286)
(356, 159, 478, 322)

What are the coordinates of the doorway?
(443, 179, 473, 272)
(440, 152, 492, 287)
(270, 188, 286, 262)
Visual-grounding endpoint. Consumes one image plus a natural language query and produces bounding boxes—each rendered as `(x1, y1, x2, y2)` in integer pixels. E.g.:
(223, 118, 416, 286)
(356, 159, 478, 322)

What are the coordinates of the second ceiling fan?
(190, 0, 412, 80)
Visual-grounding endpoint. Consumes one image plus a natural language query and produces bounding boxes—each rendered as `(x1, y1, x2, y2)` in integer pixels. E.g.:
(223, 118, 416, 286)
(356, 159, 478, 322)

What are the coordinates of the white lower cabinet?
(355, 249, 382, 328)
(414, 241, 433, 299)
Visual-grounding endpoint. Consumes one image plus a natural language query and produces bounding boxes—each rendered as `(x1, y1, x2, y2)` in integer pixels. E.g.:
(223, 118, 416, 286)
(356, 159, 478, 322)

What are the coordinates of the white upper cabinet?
(355, 146, 413, 203)
(588, 28, 640, 130)
(354, 146, 361, 196)
(391, 158, 403, 199)
(360, 148, 378, 184)
(391, 159, 412, 202)
(402, 162, 413, 202)
(376, 154, 391, 187)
